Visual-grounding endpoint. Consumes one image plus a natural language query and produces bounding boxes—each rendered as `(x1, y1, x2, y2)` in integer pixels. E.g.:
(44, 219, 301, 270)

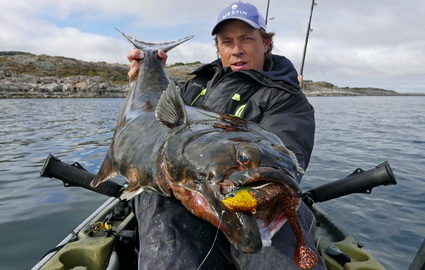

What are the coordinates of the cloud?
(0, 0, 424, 93)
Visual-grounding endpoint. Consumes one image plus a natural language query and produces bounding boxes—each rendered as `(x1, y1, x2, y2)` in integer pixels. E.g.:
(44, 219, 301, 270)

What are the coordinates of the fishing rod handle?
(304, 161, 397, 204)
(40, 154, 124, 198)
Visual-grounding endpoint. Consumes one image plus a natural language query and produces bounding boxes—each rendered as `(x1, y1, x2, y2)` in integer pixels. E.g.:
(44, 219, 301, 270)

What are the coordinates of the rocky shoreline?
(0, 51, 407, 99)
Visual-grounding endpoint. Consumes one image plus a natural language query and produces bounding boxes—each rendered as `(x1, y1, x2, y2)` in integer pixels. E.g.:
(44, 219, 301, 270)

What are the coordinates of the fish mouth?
(218, 167, 301, 251)
(227, 167, 299, 190)
(171, 167, 301, 254)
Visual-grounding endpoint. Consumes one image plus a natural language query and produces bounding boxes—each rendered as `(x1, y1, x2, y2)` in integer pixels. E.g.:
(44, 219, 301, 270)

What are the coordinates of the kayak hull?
(312, 205, 385, 270)
(32, 198, 386, 270)
(32, 198, 137, 270)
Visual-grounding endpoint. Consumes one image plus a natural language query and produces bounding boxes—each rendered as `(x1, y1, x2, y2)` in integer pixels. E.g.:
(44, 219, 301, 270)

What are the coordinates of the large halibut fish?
(91, 31, 317, 268)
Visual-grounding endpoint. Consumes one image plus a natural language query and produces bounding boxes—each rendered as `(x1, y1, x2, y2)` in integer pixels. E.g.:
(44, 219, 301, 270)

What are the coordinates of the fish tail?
(115, 28, 194, 53)
(295, 244, 318, 269)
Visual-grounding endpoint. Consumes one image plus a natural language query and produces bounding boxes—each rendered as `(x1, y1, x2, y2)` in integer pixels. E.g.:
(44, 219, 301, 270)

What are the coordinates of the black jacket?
(180, 55, 315, 174)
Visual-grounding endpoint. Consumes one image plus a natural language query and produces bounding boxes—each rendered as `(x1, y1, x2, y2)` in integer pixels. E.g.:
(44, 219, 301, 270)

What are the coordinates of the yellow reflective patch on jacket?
(234, 104, 246, 118)
(190, 88, 207, 106)
(232, 93, 241, 101)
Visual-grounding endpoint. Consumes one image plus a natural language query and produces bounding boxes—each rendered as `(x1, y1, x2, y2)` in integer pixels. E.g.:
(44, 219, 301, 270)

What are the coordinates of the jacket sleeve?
(257, 89, 315, 174)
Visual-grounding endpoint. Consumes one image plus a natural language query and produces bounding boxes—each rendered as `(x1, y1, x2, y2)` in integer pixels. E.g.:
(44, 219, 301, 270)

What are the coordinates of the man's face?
(216, 20, 270, 72)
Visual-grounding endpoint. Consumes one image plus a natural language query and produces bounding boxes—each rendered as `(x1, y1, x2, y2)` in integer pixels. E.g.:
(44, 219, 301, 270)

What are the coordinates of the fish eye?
(227, 193, 236, 198)
(236, 145, 260, 168)
(238, 153, 250, 165)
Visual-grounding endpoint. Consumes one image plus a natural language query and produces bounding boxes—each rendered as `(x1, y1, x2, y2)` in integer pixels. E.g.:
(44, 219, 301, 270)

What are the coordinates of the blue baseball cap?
(211, 1, 267, 35)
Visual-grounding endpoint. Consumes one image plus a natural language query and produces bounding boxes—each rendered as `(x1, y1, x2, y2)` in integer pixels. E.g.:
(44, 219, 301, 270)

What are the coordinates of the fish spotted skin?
(91, 31, 304, 254)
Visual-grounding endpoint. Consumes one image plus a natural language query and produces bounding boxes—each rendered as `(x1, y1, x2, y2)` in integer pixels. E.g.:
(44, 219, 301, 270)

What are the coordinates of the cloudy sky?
(1, 0, 424, 93)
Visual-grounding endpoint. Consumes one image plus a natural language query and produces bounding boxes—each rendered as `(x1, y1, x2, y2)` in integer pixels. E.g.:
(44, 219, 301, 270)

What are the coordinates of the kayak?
(31, 197, 385, 270)
(31, 197, 137, 270)
(312, 205, 384, 270)
(33, 155, 425, 270)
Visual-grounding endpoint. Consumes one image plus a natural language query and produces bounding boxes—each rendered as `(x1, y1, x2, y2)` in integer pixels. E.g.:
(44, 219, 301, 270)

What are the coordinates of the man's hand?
(127, 49, 168, 80)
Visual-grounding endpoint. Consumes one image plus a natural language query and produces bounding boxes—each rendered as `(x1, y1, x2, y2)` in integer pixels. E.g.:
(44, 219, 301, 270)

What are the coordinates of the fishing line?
(196, 210, 224, 270)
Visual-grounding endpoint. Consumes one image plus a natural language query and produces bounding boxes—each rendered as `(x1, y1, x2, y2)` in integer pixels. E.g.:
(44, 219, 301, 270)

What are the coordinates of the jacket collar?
(190, 55, 300, 93)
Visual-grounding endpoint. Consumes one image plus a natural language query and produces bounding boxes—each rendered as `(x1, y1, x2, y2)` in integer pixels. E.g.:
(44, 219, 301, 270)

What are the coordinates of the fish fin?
(120, 188, 145, 201)
(119, 179, 146, 200)
(91, 154, 117, 188)
(91, 172, 118, 188)
(155, 81, 189, 128)
(116, 29, 194, 53)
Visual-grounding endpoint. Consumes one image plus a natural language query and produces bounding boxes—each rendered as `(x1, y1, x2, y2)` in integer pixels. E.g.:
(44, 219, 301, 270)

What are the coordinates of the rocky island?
(0, 51, 402, 99)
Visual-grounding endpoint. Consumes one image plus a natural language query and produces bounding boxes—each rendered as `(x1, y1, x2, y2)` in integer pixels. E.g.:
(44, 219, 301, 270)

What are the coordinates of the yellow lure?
(222, 188, 257, 213)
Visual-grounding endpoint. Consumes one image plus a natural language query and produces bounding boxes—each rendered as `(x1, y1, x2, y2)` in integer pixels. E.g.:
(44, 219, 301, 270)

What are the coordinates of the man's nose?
(231, 42, 244, 56)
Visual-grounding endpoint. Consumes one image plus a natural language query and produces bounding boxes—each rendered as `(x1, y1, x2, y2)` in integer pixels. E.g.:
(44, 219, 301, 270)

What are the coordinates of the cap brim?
(211, 18, 263, 35)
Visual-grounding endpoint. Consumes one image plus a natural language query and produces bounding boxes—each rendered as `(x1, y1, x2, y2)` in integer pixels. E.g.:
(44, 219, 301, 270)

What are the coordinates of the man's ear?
(264, 38, 272, 53)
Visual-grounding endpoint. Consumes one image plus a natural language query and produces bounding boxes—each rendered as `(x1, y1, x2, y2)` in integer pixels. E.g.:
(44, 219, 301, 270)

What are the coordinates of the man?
(128, 2, 325, 269)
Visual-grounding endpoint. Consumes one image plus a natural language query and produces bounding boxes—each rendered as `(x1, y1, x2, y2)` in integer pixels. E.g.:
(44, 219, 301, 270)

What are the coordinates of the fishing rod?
(265, 0, 271, 24)
(299, 0, 317, 88)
